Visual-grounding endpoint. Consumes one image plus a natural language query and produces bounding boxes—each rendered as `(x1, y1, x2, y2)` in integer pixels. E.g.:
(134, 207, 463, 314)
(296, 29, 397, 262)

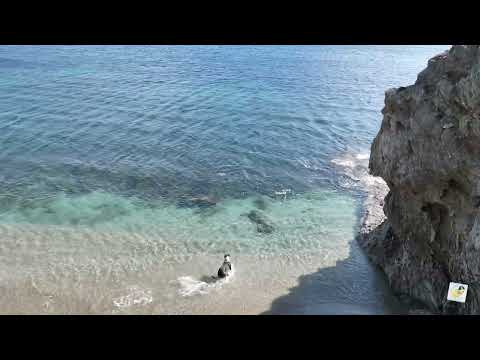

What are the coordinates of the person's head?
(224, 254, 231, 262)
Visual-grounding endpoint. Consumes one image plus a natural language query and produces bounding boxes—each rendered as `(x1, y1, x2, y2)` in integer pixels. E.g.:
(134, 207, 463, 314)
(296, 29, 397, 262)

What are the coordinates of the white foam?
(176, 265, 235, 297)
(355, 153, 370, 160)
(113, 286, 153, 309)
(331, 151, 386, 191)
(331, 158, 356, 168)
(331, 151, 390, 229)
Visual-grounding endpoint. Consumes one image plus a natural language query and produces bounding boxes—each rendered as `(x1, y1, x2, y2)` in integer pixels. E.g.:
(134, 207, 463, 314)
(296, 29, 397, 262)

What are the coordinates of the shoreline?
(0, 152, 417, 315)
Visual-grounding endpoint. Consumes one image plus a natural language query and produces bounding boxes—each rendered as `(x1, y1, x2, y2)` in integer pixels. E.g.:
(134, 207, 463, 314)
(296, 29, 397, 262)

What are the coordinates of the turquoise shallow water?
(0, 189, 357, 256)
(0, 45, 448, 313)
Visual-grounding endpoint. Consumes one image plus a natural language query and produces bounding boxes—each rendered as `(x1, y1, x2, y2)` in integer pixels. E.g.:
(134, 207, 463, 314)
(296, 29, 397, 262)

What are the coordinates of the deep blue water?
(0, 46, 447, 222)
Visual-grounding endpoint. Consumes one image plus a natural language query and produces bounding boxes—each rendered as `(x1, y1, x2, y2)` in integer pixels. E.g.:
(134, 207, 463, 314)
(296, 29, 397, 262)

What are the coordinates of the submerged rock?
(253, 197, 268, 211)
(246, 210, 274, 234)
(362, 45, 480, 314)
(179, 195, 218, 208)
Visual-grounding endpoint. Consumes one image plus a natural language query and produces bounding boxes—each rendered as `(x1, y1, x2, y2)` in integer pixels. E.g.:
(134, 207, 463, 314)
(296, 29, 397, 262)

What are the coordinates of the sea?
(0, 45, 448, 314)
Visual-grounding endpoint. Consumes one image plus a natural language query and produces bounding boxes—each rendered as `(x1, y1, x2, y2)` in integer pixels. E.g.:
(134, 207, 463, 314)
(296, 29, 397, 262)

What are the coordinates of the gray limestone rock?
(362, 45, 480, 314)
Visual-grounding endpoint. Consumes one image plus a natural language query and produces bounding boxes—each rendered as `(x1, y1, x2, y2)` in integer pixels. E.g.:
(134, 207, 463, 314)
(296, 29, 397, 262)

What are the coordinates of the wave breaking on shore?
(331, 151, 389, 233)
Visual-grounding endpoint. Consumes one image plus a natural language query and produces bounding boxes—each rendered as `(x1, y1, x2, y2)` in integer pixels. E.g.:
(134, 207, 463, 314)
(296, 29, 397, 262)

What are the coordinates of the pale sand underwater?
(0, 247, 401, 314)
(0, 193, 404, 314)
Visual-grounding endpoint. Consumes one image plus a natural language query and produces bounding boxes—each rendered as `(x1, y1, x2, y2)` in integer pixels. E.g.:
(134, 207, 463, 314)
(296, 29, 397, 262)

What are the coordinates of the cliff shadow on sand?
(261, 203, 411, 315)
(261, 242, 413, 315)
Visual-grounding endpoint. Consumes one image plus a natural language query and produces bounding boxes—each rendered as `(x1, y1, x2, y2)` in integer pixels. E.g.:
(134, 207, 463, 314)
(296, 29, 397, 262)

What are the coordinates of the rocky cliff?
(360, 45, 480, 314)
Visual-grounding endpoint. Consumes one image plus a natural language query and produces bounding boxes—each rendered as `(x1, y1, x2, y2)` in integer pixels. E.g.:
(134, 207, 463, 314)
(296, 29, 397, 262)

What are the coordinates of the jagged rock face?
(368, 45, 480, 314)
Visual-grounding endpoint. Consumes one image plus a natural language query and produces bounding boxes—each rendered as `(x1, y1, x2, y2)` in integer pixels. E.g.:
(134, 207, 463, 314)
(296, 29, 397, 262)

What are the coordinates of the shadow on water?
(261, 200, 409, 315)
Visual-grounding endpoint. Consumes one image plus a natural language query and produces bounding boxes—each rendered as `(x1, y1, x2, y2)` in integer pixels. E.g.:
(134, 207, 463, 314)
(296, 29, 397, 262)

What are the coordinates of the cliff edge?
(360, 45, 480, 314)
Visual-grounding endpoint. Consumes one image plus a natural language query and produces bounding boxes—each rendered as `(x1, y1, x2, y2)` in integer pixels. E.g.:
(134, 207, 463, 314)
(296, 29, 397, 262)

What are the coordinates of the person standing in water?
(217, 254, 232, 278)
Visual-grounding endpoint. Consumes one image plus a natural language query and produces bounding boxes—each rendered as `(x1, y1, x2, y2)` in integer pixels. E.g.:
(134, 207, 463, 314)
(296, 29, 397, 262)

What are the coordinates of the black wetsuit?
(217, 261, 232, 278)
